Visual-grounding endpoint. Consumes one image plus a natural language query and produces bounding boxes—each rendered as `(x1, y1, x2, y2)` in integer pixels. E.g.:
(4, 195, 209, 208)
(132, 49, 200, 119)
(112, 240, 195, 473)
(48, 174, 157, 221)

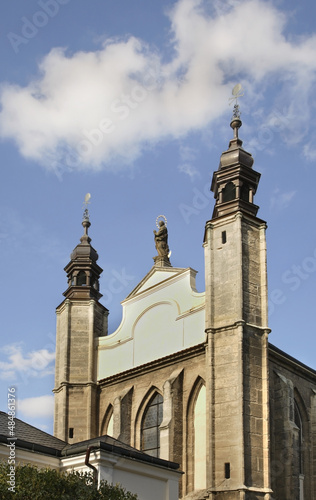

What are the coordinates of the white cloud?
(0, 0, 316, 172)
(270, 188, 296, 211)
(17, 395, 54, 419)
(0, 343, 55, 381)
(303, 141, 316, 161)
(178, 162, 200, 179)
(178, 145, 200, 179)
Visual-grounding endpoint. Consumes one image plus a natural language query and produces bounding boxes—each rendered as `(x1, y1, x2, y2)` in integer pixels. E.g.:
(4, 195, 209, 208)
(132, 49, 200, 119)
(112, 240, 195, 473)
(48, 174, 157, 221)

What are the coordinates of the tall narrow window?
(141, 393, 163, 457)
(294, 401, 304, 499)
(194, 385, 206, 490)
(77, 271, 86, 286)
(240, 183, 250, 202)
(107, 412, 114, 438)
(222, 181, 236, 203)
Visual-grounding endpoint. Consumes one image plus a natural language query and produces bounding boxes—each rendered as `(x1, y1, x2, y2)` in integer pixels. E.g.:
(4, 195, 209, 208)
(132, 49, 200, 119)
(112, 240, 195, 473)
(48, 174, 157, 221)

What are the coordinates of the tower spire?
(54, 194, 108, 443)
(63, 194, 103, 300)
(203, 86, 271, 498)
(211, 86, 260, 219)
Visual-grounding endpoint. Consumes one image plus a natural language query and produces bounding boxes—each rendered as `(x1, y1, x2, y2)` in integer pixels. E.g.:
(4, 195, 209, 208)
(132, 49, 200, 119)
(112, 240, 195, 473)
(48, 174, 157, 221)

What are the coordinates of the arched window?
(107, 411, 114, 438)
(91, 276, 99, 291)
(141, 393, 163, 457)
(77, 271, 86, 286)
(294, 401, 304, 499)
(222, 181, 236, 203)
(240, 183, 249, 202)
(187, 378, 207, 493)
(101, 404, 114, 437)
(194, 385, 206, 490)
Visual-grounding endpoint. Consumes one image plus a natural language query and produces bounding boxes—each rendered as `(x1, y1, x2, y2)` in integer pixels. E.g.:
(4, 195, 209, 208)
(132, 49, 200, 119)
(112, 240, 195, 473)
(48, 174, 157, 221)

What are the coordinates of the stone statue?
(154, 220, 169, 257)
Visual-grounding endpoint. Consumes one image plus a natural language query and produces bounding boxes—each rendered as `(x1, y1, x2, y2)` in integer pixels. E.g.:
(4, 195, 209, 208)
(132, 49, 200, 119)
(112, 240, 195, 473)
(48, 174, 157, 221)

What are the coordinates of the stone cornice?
(269, 343, 316, 381)
(98, 342, 206, 387)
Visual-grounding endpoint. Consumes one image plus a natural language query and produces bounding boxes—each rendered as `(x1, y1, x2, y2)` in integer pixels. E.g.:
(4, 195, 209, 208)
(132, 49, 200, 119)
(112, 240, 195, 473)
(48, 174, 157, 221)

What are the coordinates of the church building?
(53, 109, 316, 500)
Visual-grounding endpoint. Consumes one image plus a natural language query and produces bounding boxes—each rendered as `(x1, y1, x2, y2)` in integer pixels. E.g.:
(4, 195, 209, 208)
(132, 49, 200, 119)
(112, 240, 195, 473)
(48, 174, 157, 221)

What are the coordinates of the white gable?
(129, 268, 183, 296)
(97, 266, 205, 380)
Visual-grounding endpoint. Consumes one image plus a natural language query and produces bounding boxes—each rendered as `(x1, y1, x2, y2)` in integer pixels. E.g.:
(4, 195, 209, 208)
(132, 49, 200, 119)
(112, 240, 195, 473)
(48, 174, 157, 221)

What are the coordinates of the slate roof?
(63, 435, 180, 470)
(0, 412, 180, 471)
(0, 411, 66, 456)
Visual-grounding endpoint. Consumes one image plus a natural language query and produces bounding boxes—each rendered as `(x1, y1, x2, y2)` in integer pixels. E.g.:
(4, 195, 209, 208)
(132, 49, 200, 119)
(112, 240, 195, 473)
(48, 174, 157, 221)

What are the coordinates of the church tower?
(204, 107, 272, 499)
(53, 205, 108, 443)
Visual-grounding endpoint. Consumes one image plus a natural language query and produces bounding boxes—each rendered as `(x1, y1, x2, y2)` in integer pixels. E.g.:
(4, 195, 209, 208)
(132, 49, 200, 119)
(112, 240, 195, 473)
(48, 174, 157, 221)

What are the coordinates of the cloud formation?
(0, 0, 316, 172)
(270, 188, 296, 211)
(0, 343, 55, 381)
(18, 395, 54, 419)
(178, 145, 200, 180)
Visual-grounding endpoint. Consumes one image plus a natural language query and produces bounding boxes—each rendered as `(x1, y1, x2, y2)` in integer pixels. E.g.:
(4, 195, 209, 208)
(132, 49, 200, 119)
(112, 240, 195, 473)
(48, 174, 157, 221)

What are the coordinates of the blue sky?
(1, 0, 316, 434)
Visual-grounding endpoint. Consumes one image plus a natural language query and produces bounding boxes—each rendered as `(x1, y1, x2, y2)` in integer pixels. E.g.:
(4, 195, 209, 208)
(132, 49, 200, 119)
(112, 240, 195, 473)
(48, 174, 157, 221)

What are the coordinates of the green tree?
(0, 462, 138, 500)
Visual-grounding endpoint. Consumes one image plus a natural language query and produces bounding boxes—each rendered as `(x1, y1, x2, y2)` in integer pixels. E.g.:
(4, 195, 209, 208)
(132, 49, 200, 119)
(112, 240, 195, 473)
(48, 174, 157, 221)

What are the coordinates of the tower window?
(91, 276, 99, 291)
(222, 182, 236, 203)
(77, 271, 86, 286)
(141, 393, 163, 457)
(225, 463, 231, 479)
(69, 427, 74, 439)
(222, 231, 227, 244)
(241, 183, 250, 202)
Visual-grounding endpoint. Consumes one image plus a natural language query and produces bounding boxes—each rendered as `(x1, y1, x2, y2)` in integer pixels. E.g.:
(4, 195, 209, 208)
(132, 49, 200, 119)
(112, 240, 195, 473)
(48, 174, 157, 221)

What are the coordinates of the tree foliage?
(0, 462, 138, 500)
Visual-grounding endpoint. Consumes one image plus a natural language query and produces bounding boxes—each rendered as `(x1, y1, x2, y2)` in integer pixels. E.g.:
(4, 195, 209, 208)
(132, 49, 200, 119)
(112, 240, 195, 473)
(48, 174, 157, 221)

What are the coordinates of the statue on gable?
(153, 216, 171, 267)
(154, 219, 169, 257)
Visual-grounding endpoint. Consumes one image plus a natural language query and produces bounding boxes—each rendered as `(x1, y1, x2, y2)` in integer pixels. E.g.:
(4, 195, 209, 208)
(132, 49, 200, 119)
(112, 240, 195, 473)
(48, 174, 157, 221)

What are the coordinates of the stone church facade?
(53, 114, 316, 500)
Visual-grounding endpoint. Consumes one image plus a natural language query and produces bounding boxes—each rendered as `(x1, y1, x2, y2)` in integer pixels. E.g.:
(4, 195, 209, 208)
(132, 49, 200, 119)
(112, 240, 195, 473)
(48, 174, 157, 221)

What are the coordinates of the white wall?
(61, 449, 181, 500)
(98, 266, 205, 380)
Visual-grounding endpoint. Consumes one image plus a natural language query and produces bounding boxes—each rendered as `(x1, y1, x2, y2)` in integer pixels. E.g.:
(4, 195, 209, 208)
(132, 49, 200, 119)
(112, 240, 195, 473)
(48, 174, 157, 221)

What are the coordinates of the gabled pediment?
(98, 264, 205, 380)
(126, 265, 190, 299)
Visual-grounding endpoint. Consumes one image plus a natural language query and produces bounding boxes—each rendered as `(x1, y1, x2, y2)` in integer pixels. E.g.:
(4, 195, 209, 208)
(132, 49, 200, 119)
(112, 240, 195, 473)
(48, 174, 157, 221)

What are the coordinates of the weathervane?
(229, 83, 244, 119)
(83, 193, 91, 221)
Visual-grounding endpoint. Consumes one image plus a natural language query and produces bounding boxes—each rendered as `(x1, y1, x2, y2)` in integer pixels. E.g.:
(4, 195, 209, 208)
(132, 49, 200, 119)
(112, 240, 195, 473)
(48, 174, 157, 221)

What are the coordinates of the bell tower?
(53, 203, 108, 443)
(204, 105, 272, 499)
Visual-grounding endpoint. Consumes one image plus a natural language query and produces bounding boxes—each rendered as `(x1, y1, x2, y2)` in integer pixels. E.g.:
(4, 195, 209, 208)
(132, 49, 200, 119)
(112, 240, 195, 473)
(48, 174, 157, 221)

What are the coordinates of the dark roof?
(0, 411, 66, 456)
(63, 435, 180, 471)
(269, 343, 316, 378)
(0, 412, 180, 471)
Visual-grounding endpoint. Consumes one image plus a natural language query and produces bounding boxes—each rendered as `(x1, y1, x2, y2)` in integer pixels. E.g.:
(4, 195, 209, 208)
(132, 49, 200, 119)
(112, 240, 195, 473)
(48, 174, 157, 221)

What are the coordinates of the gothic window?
(141, 392, 163, 457)
(294, 401, 303, 473)
(107, 412, 114, 438)
(222, 181, 236, 203)
(193, 384, 206, 490)
(77, 271, 86, 286)
(294, 401, 304, 499)
(101, 404, 114, 437)
(187, 378, 207, 493)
